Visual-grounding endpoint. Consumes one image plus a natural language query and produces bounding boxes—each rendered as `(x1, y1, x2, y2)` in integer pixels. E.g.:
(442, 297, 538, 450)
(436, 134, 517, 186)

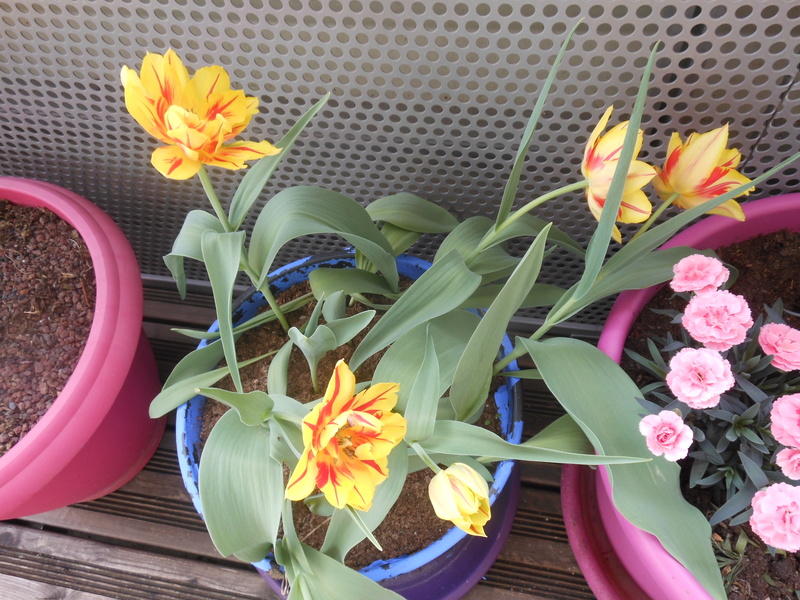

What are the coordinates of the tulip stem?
(198, 166, 235, 233)
(629, 192, 679, 242)
(409, 442, 441, 474)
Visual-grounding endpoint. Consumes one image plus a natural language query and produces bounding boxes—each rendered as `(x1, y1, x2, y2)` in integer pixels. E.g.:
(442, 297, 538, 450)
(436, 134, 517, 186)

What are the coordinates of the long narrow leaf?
(573, 41, 660, 302)
(202, 230, 247, 393)
(403, 329, 440, 442)
(349, 251, 481, 370)
(494, 20, 582, 226)
(228, 94, 330, 229)
(163, 210, 226, 297)
(449, 224, 551, 421)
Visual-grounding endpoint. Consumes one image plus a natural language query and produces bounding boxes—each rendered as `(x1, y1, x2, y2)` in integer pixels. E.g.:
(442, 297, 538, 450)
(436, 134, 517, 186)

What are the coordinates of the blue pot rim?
(175, 252, 523, 584)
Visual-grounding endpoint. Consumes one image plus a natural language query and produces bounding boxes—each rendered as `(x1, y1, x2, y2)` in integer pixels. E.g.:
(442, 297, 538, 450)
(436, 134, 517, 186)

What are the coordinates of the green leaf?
(228, 94, 330, 229)
(522, 336, 726, 600)
(436, 216, 520, 277)
(372, 311, 481, 412)
(365, 192, 458, 233)
(163, 210, 226, 298)
(350, 250, 481, 370)
(308, 267, 398, 300)
(325, 310, 376, 345)
(248, 186, 398, 291)
(197, 388, 274, 426)
(149, 350, 269, 418)
(199, 410, 283, 561)
(202, 230, 247, 393)
(378, 222, 421, 257)
(449, 224, 551, 421)
(268, 341, 293, 396)
(460, 283, 565, 311)
(403, 328, 440, 442)
(483, 213, 584, 258)
(422, 417, 640, 465)
(288, 325, 337, 387)
(494, 20, 582, 226)
(574, 42, 660, 302)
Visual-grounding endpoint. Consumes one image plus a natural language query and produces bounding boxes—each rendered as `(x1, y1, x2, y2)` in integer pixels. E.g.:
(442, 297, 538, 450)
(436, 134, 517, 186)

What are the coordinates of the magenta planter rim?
(563, 193, 800, 600)
(0, 176, 165, 519)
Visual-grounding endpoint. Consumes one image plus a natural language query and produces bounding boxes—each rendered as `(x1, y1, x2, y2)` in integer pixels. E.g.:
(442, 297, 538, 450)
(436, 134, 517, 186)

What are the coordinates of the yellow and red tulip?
(652, 124, 752, 220)
(581, 106, 657, 243)
(428, 462, 491, 537)
(285, 360, 406, 511)
(121, 49, 280, 180)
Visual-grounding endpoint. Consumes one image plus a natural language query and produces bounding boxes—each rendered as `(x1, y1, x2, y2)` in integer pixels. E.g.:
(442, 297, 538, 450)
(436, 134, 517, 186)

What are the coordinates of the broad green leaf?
(365, 192, 458, 233)
(248, 186, 398, 290)
(198, 388, 274, 426)
(199, 410, 283, 561)
(321, 444, 408, 562)
(288, 325, 337, 388)
(163, 210, 226, 298)
(202, 230, 247, 393)
(574, 42, 659, 303)
(449, 225, 551, 421)
(522, 337, 726, 600)
(494, 20, 582, 226)
(403, 329, 440, 442)
(372, 311, 481, 412)
(308, 267, 398, 300)
(378, 222, 421, 257)
(350, 251, 481, 370)
(228, 94, 330, 229)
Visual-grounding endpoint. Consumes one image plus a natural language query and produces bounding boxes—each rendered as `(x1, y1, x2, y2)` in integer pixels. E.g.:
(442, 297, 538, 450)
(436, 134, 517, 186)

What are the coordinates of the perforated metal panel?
(0, 1, 798, 325)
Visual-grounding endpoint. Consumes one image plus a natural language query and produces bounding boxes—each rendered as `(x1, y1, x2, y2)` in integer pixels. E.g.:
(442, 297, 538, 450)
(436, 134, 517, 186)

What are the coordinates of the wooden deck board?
(0, 286, 597, 599)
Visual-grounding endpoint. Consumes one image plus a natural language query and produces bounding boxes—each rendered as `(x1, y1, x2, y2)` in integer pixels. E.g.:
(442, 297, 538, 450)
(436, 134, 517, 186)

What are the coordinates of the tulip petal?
(151, 145, 202, 180)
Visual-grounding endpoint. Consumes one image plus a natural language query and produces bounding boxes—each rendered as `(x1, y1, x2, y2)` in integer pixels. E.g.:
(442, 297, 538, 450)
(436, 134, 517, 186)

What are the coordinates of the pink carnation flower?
(771, 394, 800, 448)
(665, 347, 734, 409)
(670, 254, 729, 294)
(776, 448, 800, 480)
(638, 410, 693, 462)
(750, 482, 800, 552)
(759, 323, 800, 372)
(682, 290, 753, 351)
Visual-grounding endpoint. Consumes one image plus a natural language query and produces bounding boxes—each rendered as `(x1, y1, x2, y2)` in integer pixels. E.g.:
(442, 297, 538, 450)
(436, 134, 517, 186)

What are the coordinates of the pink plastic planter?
(562, 194, 800, 600)
(0, 177, 165, 519)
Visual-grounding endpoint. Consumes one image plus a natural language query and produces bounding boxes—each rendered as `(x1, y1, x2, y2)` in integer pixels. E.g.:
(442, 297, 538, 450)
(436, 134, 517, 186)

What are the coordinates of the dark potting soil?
(623, 229, 800, 600)
(0, 200, 96, 457)
(200, 277, 503, 571)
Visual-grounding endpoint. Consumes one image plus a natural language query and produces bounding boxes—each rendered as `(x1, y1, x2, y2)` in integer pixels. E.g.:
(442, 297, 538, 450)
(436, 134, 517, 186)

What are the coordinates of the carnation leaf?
(709, 484, 757, 526)
(522, 336, 727, 600)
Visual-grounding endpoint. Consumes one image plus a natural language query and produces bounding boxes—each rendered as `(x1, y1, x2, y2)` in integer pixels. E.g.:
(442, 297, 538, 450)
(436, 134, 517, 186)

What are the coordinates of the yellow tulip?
(581, 106, 657, 243)
(652, 124, 753, 220)
(121, 49, 280, 180)
(285, 360, 406, 511)
(428, 463, 491, 537)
